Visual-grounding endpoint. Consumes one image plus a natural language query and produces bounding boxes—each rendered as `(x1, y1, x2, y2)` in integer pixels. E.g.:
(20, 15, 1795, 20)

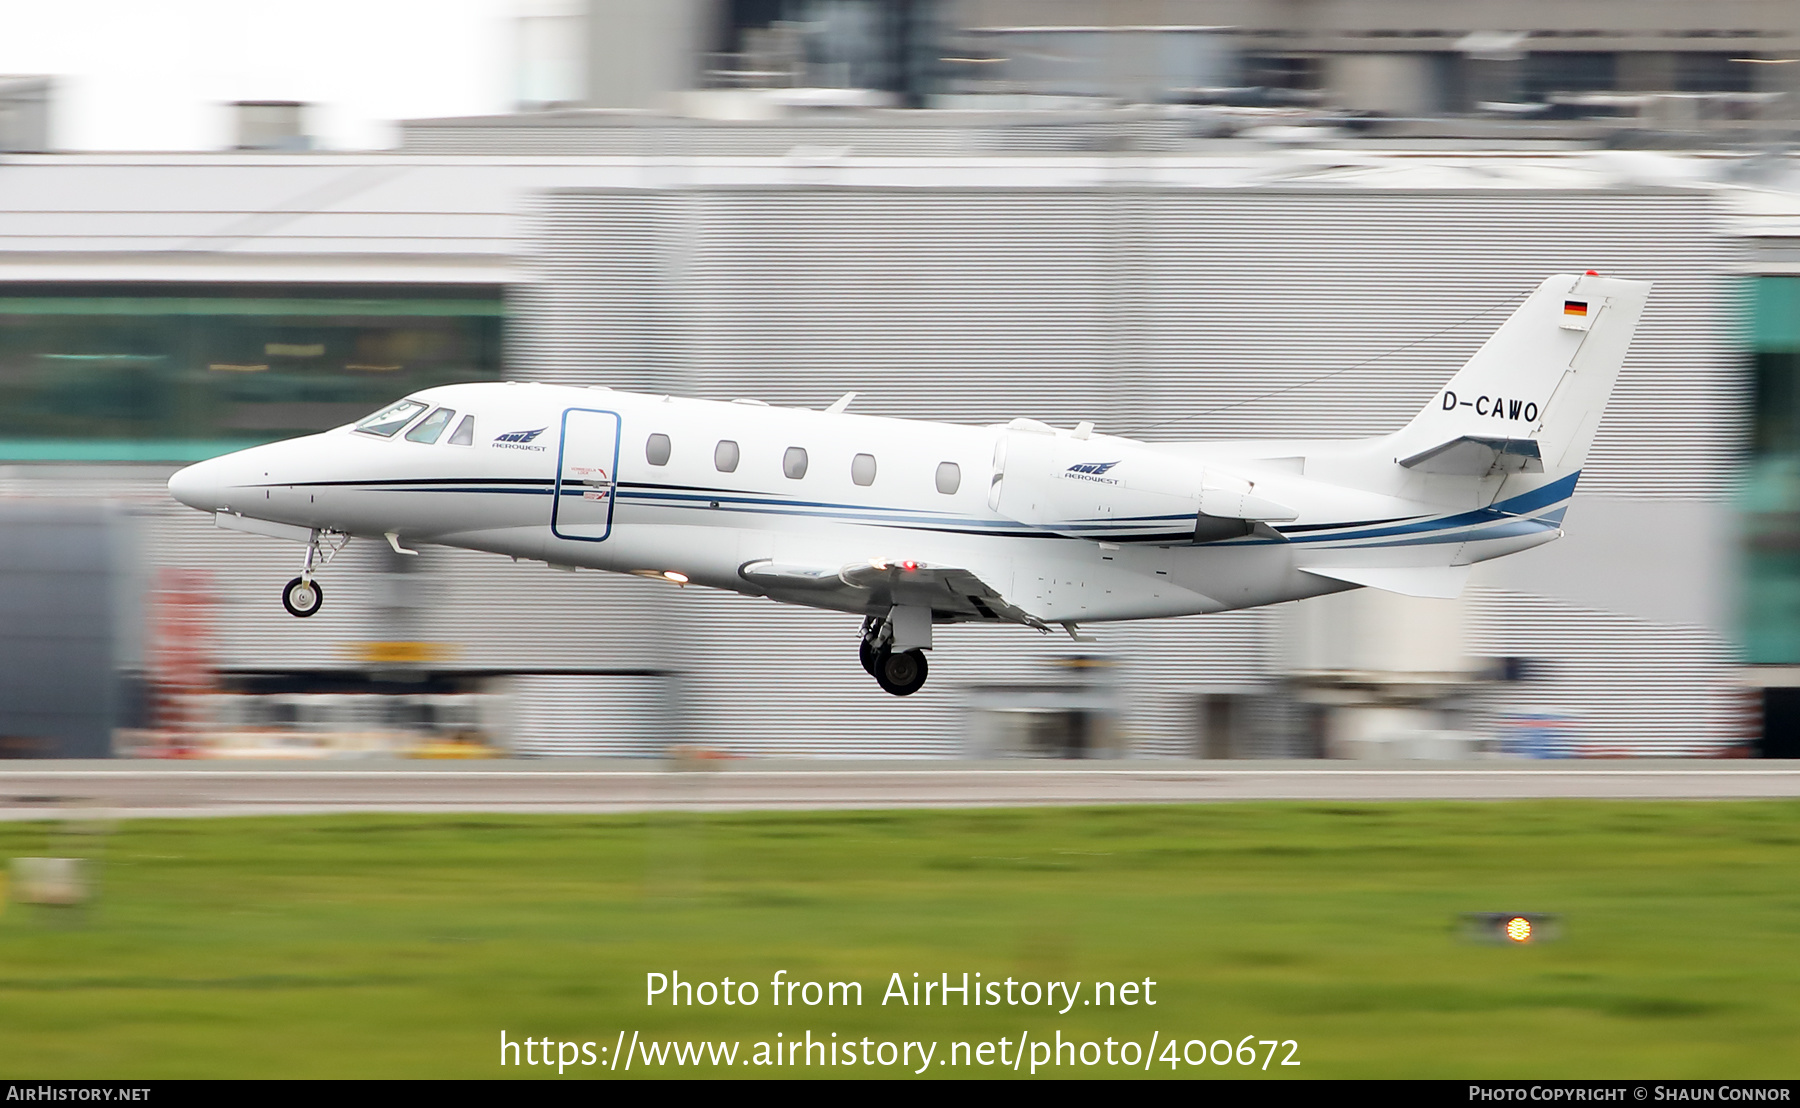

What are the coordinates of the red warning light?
(1585, 270, 1599, 276)
(1505, 916, 1533, 943)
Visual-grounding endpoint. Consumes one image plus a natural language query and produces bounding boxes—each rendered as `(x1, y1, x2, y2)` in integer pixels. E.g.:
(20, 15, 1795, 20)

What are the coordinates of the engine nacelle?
(991, 422, 1295, 543)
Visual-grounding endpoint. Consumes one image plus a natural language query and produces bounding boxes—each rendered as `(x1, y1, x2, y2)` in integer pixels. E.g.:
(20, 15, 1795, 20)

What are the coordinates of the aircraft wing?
(741, 558, 1050, 630)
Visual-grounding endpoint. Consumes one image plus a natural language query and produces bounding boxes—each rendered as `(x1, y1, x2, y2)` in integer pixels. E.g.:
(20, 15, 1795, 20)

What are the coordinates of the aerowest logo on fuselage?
(1063, 460, 1121, 485)
(1441, 392, 1540, 423)
(493, 428, 548, 452)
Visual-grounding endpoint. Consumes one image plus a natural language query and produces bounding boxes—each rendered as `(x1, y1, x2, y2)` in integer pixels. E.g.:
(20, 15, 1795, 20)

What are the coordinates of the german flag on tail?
(1563, 300, 1588, 316)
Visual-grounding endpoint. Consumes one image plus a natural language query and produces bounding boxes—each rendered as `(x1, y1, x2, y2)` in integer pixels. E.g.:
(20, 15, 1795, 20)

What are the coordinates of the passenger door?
(552, 408, 621, 542)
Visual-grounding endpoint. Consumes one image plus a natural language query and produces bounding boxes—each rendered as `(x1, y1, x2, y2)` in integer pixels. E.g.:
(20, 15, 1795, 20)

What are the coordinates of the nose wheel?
(859, 616, 929, 695)
(282, 576, 323, 618)
(278, 528, 347, 618)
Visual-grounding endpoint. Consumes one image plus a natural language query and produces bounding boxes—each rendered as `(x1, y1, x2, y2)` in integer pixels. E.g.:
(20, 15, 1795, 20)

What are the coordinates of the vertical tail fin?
(1390, 273, 1651, 482)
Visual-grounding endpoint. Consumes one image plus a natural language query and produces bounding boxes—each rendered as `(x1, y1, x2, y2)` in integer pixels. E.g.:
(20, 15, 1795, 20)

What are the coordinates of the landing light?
(1504, 916, 1532, 943)
(663, 571, 689, 585)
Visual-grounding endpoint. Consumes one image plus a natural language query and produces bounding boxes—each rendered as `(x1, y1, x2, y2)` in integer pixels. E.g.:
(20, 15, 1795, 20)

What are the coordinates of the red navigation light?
(901, 559, 919, 571)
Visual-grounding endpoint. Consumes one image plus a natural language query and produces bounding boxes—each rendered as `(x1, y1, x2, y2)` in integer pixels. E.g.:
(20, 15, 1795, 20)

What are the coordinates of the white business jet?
(169, 273, 1645, 696)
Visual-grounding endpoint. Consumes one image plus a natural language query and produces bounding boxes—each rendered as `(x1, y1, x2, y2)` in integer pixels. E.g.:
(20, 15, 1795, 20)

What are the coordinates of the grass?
(0, 801, 1797, 1078)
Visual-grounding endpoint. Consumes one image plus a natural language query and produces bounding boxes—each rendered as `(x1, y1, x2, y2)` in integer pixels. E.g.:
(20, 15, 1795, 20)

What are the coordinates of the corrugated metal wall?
(507, 182, 1742, 756)
(510, 673, 670, 757)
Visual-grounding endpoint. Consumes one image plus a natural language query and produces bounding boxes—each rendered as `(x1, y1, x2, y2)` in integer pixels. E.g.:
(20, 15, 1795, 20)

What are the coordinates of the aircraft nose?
(168, 455, 236, 512)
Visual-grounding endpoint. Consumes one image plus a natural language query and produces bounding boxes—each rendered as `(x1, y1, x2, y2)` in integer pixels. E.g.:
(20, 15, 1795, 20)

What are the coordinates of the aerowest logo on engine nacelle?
(1441, 391, 1540, 423)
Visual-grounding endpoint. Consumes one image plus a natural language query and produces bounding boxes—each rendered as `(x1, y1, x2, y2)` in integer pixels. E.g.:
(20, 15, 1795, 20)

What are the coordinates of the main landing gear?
(281, 529, 348, 619)
(859, 615, 929, 696)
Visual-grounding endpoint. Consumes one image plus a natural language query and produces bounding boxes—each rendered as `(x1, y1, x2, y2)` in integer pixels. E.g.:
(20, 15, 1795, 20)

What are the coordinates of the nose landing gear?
(282, 576, 323, 618)
(280, 528, 348, 618)
(859, 615, 930, 696)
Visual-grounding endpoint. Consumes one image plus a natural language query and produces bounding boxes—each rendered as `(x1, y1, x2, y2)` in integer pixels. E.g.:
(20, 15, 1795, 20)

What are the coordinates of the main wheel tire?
(859, 637, 879, 676)
(282, 576, 323, 618)
(873, 648, 928, 696)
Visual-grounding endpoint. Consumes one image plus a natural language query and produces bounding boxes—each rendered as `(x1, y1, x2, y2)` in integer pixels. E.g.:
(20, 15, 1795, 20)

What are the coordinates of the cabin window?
(851, 453, 877, 486)
(783, 446, 809, 480)
(646, 433, 671, 466)
(403, 407, 455, 444)
(714, 439, 740, 473)
(353, 398, 427, 438)
(447, 414, 475, 446)
(936, 461, 961, 495)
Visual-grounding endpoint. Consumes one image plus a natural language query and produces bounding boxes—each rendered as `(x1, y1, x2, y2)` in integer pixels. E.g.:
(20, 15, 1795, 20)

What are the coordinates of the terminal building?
(0, 133, 1792, 758)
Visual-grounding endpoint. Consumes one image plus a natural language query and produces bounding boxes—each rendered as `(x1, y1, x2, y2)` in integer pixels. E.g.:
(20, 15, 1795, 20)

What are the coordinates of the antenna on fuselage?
(824, 392, 856, 414)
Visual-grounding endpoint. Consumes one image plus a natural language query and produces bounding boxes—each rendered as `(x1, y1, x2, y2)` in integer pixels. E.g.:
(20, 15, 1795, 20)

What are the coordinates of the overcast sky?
(0, 0, 517, 150)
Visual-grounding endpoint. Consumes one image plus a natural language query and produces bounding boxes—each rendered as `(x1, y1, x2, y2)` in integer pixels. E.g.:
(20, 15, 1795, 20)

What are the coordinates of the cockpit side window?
(354, 398, 428, 438)
(447, 415, 475, 446)
(404, 407, 456, 444)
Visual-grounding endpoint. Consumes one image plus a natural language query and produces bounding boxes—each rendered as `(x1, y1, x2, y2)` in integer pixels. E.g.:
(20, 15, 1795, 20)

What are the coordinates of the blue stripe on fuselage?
(277, 469, 1581, 549)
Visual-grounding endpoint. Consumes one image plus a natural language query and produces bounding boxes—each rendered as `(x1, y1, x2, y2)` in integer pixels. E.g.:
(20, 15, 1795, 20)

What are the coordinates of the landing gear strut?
(859, 616, 881, 676)
(281, 529, 348, 619)
(859, 615, 929, 696)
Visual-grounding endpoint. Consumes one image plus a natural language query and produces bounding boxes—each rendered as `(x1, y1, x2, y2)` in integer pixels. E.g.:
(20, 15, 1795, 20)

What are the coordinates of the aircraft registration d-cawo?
(170, 273, 1646, 696)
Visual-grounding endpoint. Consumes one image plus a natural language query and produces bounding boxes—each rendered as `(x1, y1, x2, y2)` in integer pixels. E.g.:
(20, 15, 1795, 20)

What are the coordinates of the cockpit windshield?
(404, 407, 456, 444)
(354, 399, 428, 438)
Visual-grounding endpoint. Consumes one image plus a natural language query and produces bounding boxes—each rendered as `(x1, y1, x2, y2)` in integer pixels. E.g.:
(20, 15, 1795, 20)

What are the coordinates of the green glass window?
(0, 283, 503, 460)
(1740, 277, 1800, 663)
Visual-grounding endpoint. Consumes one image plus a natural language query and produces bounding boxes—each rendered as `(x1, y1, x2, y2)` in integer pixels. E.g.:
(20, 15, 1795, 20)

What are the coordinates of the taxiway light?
(1461, 911, 1560, 944)
(663, 571, 689, 585)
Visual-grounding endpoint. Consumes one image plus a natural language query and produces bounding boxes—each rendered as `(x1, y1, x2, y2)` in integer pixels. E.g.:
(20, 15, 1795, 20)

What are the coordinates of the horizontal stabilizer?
(1399, 436, 1543, 477)
(1302, 563, 1472, 599)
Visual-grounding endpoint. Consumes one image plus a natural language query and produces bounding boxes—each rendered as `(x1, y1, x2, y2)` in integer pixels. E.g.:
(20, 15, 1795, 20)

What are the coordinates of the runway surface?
(1, 759, 1797, 818)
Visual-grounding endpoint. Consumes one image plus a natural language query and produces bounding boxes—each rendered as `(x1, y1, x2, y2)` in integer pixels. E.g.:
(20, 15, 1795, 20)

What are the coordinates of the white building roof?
(0, 147, 1796, 285)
